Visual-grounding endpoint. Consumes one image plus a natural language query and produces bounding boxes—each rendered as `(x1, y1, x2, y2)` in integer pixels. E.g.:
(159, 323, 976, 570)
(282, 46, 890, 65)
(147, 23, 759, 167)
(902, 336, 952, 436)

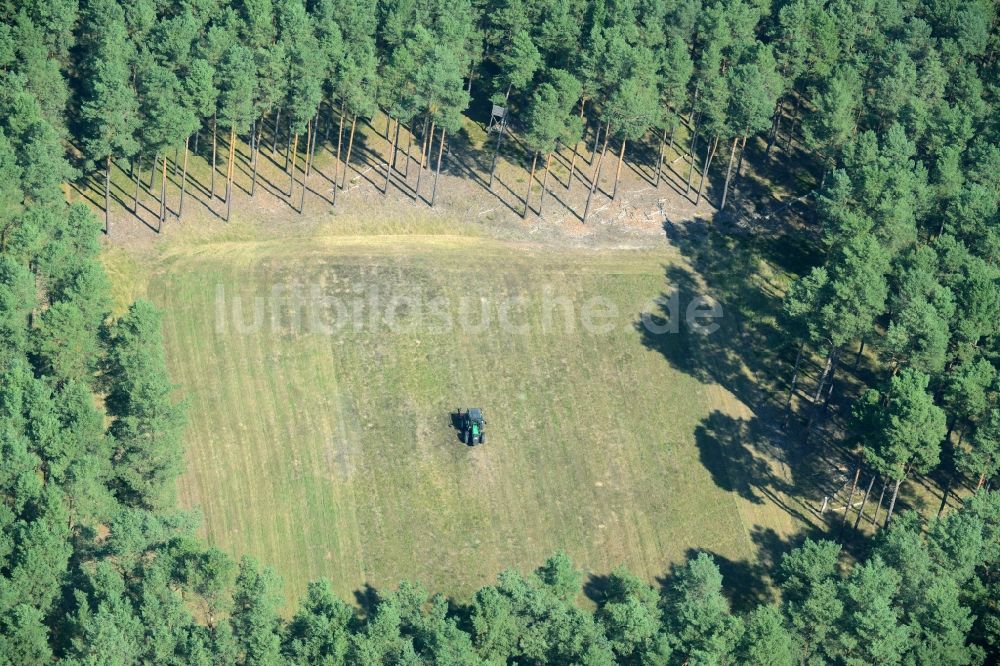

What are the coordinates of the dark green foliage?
(0, 0, 999, 662)
(101, 300, 187, 510)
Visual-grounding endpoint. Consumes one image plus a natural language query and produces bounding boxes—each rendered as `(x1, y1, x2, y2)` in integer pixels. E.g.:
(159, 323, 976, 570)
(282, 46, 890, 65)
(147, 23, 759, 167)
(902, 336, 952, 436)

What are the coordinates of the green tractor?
(459, 408, 486, 445)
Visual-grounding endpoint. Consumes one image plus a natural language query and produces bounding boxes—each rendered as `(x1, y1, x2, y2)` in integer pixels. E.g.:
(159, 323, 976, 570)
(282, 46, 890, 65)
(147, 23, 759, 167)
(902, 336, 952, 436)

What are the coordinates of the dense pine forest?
(1, 0, 999, 662)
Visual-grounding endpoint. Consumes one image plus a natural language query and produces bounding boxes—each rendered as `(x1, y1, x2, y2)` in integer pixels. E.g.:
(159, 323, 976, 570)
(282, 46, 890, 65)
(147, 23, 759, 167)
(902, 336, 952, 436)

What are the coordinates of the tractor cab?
(459, 408, 486, 445)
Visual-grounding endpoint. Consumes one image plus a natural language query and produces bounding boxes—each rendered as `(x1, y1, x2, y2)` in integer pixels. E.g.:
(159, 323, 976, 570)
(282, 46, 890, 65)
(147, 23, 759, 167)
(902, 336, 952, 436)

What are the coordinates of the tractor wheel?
(479, 433, 485, 444)
(464, 430, 470, 445)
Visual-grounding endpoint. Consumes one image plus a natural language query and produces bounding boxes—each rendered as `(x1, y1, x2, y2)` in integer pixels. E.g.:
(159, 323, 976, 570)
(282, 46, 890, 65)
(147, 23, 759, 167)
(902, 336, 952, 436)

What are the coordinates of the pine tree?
(78, 0, 139, 233)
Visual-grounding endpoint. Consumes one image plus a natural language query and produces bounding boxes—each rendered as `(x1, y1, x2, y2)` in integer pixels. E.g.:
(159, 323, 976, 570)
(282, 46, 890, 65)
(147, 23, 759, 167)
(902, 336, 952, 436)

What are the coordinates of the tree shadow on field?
(637, 212, 859, 599)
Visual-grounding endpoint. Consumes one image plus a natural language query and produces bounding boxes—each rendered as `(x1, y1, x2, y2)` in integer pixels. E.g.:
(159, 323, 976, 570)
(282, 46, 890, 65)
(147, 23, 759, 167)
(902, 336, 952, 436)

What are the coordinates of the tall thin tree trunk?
(583, 123, 605, 223)
(786, 96, 802, 149)
(612, 139, 626, 199)
(568, 98, 585, 190)
(430, 128, 445, 206)
(765, 98, 782, 157)
(590, 118, 602, 160)
(523, 151, 539, 218)
(211, 114, 217, 199)
(813, 348, 837, 405)
(287, 132, 299, 197)
(251, 118, 263, 196)
(193, 129, 199, 155)
(842, 460, 861, 524)
(686, 117, 700, 195)
(416, 116, 430, 196)
(854, 338, 866, 370)
(937, 474, 953, 517)
(341, 114, 357, 189)
(488, 114, 506, 188)
(720, 136, 740, 210)
(391, 119, 401, 171)
(334, 101, 346, 202)
(104, 155, 112, 233)
(655, 126, 667, 187)
(696, 136, 718, 205)
(134, 156, 141, 214)
(225, 128, 236, 222)
(383, 116, 397, 194)
(159, 154, 167, 229)
(179, 136, 189, 217)
(872, 478, 888, 525)
(272, 108, 281, 154)
(783, 342, 805, 429)
(149, 153, 156, 189)
(305, 116, 316, 178)
(854, 473, 876, 529)
(884, 476, 904, 527)
(403, 125, 413, 179)
(735, 134, 747, 176)
(539, 152, 552, 214)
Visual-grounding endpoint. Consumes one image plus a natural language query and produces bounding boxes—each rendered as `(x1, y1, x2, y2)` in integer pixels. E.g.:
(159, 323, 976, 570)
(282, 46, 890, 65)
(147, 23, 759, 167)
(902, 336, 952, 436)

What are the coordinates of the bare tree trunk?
(765, 98, 782, 157)
(786, 95, 802, 149)
(655, 126, 667, 187)
(403, 123, 413, 179)
(305, 115, 317, 178)
(937, 473, 953, 517)
(568, 98, 585, 190)
(272, 108, 281, 155)
(211, 114, 217, 199)
(149, 153, 156, 189)
(884, 476, 904, 527)
(583, 123, 605, 223)
(735, 134, 747, 176)
(341, 114, 357, 189)
(488, 113, 507, 188)
(685, 116, 700, 195)
(854, 473, 876, 529)
(300, 119, 313, 213)
(612, 139, 626, 199)
(539, 152, 552, 214)
(287, 132, 299, 197)
(783, 341, 805, 429)
(720, 136, 739, 210)
(524, 151, 539, 218)
(134, 156, 141, 214)
(695, 136, 718, 205)
(104, 154, 111, 233)
(842, 460, 861, 524)
(853, 338, 866, 370)
(813, 348, 837, 405)
(251, 118, 263, 196)
(590, 118, 602, 161)
(383, 116, 397, 194)
(416, 116, 430, 196)
(285, 116, 292, 168)
(430, 127, 446, 206)
(333, 101, 346, 203)
(871, 478, 888, 525)
(391, 118, 401, 170)
(179, 136, 189, 217)
(225, 128, 236, 222)
(159, 154, 167, 229)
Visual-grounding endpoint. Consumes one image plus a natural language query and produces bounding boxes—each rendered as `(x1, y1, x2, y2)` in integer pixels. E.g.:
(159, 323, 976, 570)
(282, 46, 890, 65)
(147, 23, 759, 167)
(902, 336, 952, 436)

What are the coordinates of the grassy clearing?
(134, 218, 800, 610)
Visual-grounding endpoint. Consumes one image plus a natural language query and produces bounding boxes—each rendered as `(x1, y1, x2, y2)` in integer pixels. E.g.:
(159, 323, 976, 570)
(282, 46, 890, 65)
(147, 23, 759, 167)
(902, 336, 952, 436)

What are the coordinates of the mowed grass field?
(130, 219, 799, 608)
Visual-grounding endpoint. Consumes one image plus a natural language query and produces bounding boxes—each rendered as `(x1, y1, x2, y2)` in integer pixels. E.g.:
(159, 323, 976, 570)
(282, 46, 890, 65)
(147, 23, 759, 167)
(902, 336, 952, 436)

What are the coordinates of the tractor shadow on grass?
(449, 409, 477, 446)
